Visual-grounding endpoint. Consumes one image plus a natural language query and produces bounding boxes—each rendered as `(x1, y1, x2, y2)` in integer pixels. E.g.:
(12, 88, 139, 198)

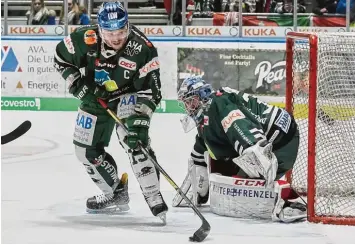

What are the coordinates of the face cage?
(178, 94, 205, 132)
(178, 95, 202, 116)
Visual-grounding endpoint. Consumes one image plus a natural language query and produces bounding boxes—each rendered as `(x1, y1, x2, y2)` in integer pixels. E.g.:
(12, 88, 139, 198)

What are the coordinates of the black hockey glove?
(125, 114, 150, 149)
(69, 78, 110, 102)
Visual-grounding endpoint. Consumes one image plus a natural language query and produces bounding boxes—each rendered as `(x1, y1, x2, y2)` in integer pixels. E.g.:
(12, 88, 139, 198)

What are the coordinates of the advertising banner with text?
(177, 47, 286, 96)
(1, 97, 288, 114)
(3, 25, 355, 37)
(1, 37, 287, 112)
(4, 25, 184, 37)
(0, 97, 181, 113)
(1, 41, 65, 97)
(1, 39, 181, 99)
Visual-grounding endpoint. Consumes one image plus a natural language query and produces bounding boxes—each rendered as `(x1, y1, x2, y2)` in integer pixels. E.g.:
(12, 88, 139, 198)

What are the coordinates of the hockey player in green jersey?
(54, 1, 168, 221)
(172, 76, 306, 223)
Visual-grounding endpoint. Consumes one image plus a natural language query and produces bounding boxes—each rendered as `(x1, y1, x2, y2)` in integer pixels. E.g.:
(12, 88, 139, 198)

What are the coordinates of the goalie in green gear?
(54, 1, 167, 221)
(172, 76, 306, 223)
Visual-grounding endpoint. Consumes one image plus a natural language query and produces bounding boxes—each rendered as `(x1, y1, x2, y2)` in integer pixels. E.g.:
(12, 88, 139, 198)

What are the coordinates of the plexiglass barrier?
(1, 0, 354, 37)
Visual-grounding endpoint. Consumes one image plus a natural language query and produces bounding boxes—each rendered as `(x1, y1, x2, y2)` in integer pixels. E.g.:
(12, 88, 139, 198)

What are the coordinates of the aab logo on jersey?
(1, 46, 22, 72)
(76, 113, 94, 130)
(118, 94, 137, 109)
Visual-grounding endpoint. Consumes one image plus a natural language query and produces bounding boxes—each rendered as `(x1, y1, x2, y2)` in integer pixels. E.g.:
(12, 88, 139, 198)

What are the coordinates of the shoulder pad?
(72, 25, 99, 46)
(130, 25, 154, 49)
(83, 29, 99, 45)
(74, 24, 98, 33)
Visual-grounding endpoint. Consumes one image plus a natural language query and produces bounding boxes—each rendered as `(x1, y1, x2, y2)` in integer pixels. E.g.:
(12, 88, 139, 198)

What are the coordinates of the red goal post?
(285, 32, 355, 225)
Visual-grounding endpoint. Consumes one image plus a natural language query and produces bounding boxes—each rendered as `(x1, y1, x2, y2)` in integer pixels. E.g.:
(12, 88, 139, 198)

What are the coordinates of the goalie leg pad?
(75, 145, 119, 195)
(172, 158, 209, 207)
(196, 164, 209, 197)
(272, 180, 306, 223)
(172, 159, 193, 207)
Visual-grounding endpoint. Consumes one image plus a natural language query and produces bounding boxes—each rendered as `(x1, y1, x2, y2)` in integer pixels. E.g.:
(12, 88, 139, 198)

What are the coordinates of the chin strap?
(98, 27, 119, 58)
(98, 25, 131, 59)
(100, 41, 118, 58)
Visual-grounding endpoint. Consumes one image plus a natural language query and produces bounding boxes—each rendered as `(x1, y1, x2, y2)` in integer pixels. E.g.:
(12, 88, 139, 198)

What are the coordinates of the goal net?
(285, 32, 355, 225)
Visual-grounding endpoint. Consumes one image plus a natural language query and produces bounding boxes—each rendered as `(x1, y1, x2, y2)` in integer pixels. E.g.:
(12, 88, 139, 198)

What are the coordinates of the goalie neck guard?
(177, 76, 213, 132)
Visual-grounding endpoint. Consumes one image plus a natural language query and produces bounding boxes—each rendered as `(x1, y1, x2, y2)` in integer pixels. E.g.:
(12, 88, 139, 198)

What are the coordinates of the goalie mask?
(97, 1, 130, 54)
(177, 76, 213, 132)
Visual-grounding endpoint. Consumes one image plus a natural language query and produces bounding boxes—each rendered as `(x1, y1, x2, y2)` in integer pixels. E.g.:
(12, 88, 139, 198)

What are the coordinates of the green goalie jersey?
(54, 24, 162, 106)
(192, 87, 298, 162)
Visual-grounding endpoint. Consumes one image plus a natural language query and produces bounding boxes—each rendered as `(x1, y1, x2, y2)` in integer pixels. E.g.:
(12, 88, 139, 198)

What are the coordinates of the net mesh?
(289, 33, 355, 219)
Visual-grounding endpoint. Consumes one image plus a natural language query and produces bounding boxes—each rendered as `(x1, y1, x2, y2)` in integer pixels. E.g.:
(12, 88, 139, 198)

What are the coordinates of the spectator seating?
(1, 0, 170, 25)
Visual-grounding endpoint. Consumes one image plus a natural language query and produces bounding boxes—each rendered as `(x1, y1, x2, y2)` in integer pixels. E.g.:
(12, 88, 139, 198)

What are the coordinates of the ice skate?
(145, 191, 168, 224)
(86, 173, 130, 214)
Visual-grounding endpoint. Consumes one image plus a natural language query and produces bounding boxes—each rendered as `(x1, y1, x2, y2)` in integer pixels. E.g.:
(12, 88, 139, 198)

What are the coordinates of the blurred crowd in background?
(1, 0, 354, 26)
(25, 0, 89, 25)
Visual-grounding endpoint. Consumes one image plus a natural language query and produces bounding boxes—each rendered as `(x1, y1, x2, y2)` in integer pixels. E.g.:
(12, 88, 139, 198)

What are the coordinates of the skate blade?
(157, 211, 167, 225)
(117, 204, 130, 212)
(86, 204, 130, 214)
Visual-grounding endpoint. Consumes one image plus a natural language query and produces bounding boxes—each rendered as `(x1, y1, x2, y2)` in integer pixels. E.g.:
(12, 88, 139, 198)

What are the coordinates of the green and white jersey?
(191, 87, 296, 162)
(54, 24, 162, 106)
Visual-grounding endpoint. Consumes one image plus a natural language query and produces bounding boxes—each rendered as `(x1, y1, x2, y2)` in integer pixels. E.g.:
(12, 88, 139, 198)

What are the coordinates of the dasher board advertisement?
(177, 47, 286, 96)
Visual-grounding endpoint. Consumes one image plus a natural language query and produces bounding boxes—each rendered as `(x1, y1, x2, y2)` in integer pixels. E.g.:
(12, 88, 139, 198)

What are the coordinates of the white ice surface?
(2, 111, 355, 243)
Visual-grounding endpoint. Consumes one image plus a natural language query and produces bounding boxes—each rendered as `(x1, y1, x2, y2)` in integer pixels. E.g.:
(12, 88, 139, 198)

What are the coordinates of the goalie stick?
(1, 120, 32, 145)
(98, 98, 210, 242)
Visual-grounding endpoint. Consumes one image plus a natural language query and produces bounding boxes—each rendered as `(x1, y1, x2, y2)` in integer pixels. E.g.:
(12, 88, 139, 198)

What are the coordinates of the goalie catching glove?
(232, 140, 278, 188)
(172, 158, 209, 207)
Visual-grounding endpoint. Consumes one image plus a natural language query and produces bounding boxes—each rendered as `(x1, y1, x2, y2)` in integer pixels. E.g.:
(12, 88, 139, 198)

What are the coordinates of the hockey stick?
(98, 98, 210, 242)
(1, 120, 32, 145)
